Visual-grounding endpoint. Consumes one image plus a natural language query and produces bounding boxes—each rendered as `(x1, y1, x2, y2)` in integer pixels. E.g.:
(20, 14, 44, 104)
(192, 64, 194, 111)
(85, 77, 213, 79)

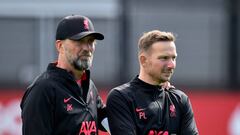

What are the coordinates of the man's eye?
(160, 57, 168, 60)
(172, 57, 176, 61)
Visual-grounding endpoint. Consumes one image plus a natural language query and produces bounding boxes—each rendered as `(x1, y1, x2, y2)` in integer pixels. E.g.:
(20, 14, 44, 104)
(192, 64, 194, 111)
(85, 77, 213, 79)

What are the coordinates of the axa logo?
(79, 121, 96, 135)
(136, 107, 147, 120)
(148, 130, 169, 135)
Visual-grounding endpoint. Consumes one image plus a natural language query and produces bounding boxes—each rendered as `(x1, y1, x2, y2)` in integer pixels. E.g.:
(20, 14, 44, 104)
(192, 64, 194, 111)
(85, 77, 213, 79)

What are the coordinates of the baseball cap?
(56, 15, 104, 40)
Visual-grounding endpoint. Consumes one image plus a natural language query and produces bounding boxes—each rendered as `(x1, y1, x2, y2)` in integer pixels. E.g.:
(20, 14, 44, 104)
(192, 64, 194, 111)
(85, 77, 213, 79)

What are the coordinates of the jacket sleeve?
(20, 81, 55, 135)
(106, 89, 137, 135)
(89, 80, 108, 132)
(180, 95, 199, 135)
(97, 95, 108, 131)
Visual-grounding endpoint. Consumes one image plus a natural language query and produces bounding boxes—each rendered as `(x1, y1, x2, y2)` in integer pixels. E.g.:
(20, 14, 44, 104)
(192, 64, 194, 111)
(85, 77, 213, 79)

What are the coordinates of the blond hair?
(138, 30, 175, 53)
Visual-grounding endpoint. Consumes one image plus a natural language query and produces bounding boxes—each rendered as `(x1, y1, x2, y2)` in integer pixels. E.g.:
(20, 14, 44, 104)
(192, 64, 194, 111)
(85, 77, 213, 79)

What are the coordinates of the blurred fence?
(0, 0, 239, 89)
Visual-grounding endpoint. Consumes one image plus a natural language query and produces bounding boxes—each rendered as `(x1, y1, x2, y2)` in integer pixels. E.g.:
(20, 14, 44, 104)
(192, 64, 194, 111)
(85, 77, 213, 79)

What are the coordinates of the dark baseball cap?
(56, 15, 104, 40)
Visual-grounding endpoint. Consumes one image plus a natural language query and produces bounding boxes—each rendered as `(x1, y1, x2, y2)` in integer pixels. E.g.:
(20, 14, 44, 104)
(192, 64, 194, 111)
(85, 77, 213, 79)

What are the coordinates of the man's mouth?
(163, 71, 173, 74)
(79, 55, 91, 58)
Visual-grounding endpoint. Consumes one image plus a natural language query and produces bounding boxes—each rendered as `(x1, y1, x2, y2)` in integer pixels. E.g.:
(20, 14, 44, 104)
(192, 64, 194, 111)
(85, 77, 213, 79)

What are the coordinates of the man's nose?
(167, 59, 176, 69)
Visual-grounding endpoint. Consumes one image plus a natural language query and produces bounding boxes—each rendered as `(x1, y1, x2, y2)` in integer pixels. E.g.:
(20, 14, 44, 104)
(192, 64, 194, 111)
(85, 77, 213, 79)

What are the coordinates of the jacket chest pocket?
(56, 95, 87, 117)
(134, 101, 162, 127)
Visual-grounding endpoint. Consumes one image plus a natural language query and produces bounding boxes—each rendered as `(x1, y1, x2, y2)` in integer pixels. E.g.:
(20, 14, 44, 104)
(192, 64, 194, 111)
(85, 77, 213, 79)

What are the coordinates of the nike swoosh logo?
(64, 97, 72, 103)
(136, 108, 145, 112)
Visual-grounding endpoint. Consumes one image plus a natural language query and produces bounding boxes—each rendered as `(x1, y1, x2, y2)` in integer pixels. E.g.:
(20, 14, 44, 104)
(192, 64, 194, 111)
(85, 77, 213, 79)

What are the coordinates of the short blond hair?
(138, 30, 175, 53)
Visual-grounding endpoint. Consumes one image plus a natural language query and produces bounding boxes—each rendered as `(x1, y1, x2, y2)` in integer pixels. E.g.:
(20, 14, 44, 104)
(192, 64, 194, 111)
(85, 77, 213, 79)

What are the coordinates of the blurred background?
(0, 0, 239, 134)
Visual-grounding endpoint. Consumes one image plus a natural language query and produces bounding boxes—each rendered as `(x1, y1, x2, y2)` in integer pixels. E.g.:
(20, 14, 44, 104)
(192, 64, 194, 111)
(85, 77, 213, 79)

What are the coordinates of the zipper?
(154, 88, 163, 125)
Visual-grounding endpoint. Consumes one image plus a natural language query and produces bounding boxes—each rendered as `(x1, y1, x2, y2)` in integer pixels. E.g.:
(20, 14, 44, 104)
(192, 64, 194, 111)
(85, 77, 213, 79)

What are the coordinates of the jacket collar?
(47, 62, 91, 85)
(131, 75, 163, 92)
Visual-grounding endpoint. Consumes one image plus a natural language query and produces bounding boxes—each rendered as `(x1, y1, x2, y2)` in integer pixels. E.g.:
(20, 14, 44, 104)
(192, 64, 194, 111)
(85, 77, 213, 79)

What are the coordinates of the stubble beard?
(161, 70, 174, 82)
(66, 52, 93, 71)
(73, 57, 92, 71)
(150, 70, 174, 84)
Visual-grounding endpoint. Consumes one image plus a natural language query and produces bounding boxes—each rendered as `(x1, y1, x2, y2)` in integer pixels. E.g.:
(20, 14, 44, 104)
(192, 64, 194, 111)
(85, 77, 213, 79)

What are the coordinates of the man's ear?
(55, 40, 63, 53)
(139, 54, 147, 67)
